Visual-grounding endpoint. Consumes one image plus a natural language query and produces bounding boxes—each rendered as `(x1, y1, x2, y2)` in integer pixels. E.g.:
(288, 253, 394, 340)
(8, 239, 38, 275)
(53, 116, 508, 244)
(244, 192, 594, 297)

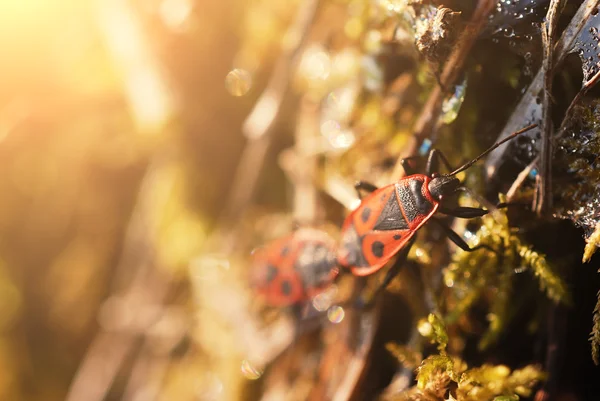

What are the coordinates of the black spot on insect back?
(361, 207, 371, 223)
(266, 265, 278, 282)
(339, 224, 369, 267)
(281, 280, 292, 295)
(372, 241, 384, 258)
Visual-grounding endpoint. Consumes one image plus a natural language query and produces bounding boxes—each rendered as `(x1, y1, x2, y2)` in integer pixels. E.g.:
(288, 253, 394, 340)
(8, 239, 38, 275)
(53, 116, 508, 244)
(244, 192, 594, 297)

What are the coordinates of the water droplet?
(444, 273, 455, 288)
(225, 69, 252, 97)
(327, 305, 345, 323)
(440, 78, 467, 125)
(241, 360, 263, 380)
(514, 265, 527, 273)
(463, 230, 475, 241)
(417, 319, 433, 337)
(503, 26, 514, 38)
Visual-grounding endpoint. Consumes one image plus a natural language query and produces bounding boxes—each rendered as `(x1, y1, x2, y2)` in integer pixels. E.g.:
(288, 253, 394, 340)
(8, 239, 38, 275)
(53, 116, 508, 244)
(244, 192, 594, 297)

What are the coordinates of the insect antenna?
(446, 124, 538, 177)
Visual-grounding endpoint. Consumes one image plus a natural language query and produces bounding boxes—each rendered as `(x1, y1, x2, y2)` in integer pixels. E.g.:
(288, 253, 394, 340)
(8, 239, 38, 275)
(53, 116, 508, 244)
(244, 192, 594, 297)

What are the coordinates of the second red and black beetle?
(251, 228, 339, 307)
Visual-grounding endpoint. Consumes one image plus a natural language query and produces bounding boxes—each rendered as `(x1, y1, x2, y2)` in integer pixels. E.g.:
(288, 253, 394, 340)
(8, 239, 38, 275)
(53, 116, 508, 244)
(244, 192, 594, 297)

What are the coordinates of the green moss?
(443, 197, 570, 350)
(386, 312, 546, 401)
(554, 99, 600, 236)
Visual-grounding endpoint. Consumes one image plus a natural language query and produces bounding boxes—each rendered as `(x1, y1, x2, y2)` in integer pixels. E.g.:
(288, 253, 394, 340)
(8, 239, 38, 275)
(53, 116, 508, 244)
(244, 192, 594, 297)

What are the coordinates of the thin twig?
(506, 159, 537, 201)
(291, 98, 320, 225)
(535, 0, 563, 216)
(392, 0, 496, 180)
(557, 68, 600, 135)
(217, 0, 321, 238)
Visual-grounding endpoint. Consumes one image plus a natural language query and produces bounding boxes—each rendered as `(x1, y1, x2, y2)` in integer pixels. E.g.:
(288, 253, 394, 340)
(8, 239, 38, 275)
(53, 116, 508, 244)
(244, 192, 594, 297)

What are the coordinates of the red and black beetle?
(336, 124, 537, 292)
(251, 228, 339, 307)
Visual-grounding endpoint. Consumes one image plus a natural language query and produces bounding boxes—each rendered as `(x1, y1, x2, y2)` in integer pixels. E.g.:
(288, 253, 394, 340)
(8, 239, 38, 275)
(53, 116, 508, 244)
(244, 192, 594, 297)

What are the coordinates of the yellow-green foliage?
(386, 314, 545, 401)
(385, 343, 423, 370)
(583, 223, 600, 263)
(517, 245, 569, 304)
(418, 313, 449, 352)
(456, 364, 545, 401)
(444, 197, 570, 349)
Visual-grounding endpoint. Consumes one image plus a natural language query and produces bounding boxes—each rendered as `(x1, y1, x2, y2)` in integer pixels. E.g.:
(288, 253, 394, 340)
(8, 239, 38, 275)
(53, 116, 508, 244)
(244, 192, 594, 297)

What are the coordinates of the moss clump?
(386, 314, 545, 401)
(554, 100, 600, 242)
(443, 197, 570, 349)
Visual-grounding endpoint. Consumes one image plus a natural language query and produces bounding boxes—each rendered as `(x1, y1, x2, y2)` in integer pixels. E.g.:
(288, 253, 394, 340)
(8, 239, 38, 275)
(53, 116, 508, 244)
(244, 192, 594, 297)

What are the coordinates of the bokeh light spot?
(225, 68, 253, 96)
(327, 305, 345, 323)
(241, 359, 263, 380)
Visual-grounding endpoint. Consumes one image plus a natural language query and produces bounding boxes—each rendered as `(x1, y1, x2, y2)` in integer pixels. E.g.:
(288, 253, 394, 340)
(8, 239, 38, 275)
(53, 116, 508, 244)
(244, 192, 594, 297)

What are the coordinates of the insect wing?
(340, 185, 414, 275)
(251, 229, 338, 307)
(351, 229, 414, 276)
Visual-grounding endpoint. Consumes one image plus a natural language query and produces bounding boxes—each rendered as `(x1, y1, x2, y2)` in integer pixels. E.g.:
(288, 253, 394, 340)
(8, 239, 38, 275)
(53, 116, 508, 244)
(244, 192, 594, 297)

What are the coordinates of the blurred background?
(0, 0, 262, 399)
(3, 0, 600, 400)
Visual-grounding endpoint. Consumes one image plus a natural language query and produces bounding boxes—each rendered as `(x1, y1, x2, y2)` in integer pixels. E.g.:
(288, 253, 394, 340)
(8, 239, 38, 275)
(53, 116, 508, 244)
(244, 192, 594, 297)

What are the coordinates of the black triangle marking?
(373, 192, 409, 231)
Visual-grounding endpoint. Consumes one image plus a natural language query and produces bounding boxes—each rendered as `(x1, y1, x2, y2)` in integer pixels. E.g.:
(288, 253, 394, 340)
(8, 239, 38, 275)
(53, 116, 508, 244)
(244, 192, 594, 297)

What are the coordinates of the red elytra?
(251, 228, 339, 307)
(337, 175, 438, 276)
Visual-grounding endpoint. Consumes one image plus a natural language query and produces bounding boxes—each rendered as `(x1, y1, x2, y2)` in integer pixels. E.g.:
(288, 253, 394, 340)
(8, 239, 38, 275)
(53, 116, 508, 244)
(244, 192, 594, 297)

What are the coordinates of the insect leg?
(376, 237, 415, 293)
(438, 205, 489, 218)
(401, 156, 420, 175)
(354, 181, 379, 200)
(431, 217, 496, 253)
(426, 149, 455, 176)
